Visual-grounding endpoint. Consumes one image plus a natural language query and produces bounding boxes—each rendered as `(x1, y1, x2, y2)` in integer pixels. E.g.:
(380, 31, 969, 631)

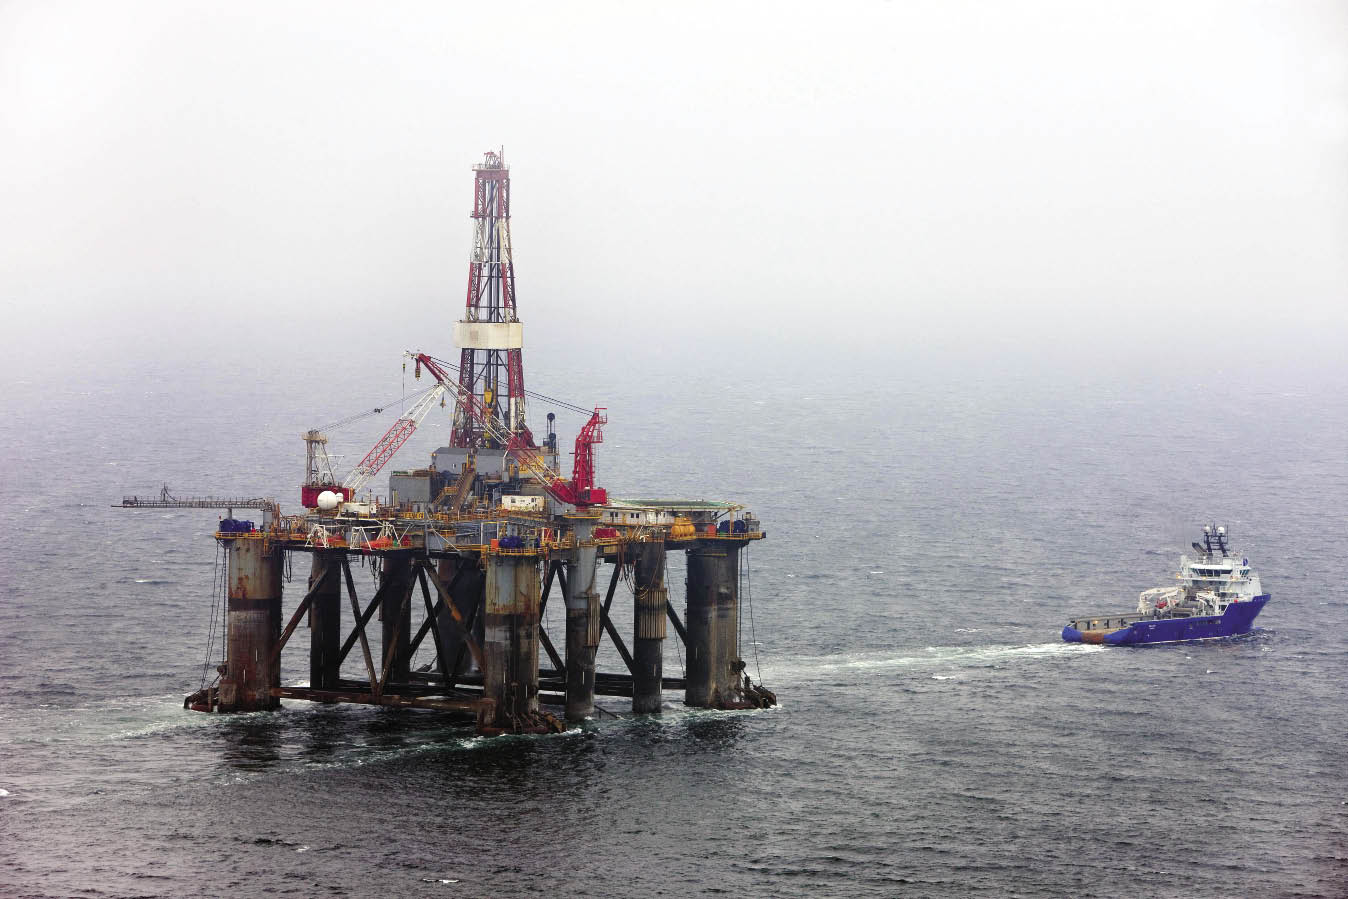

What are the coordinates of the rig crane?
(410, 351, 607, 507)
(301, 385, 447, 508)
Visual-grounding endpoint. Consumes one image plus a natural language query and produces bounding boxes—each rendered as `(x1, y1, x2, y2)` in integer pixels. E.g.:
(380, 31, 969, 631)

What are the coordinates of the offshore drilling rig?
(125, 151, 772, 735)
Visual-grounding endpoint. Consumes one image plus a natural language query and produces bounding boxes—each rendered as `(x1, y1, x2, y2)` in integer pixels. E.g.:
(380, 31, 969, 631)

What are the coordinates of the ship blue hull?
(1062, 594, 1270, 645)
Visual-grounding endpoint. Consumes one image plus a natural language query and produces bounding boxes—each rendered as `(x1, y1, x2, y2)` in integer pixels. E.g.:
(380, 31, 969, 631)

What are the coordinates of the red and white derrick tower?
(452, 150, 533, 450)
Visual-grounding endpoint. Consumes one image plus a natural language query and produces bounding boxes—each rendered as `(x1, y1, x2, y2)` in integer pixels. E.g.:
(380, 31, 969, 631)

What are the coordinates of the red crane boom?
(411, 352, 607, 507)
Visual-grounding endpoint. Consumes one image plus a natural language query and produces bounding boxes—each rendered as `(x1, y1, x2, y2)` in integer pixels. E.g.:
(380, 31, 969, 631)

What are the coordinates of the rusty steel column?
(684, 541, 738, 708)
(564, 518, 600, 722)
(308, 550, 343, 690)
(218, 536, 283, 712)
(632, 541, 668, 714)
(380, 553, 413, 687)
(482, 553, 541, 732)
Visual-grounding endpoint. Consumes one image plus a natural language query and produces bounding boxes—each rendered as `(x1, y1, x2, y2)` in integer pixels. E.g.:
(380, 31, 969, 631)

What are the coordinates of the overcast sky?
(2, 1, 1345, 383)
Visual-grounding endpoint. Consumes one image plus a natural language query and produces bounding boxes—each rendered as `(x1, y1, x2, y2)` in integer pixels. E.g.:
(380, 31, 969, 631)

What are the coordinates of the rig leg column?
(218, 536, 283, 712)
(308, 550, 343, 691)
(684, 542, 739, 708)
(380, 553, 413, 687)
(482, 553, 542, 733)
(632, 541, 668, 714)
(564, 519, 599, 722)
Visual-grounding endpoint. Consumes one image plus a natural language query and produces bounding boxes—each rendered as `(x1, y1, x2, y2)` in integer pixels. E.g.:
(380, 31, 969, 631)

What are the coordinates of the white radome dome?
(316, 490, 341, 511)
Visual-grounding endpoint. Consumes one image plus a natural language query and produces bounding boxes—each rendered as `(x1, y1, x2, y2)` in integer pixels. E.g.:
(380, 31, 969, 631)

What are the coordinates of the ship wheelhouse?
(1135, 525, 1261, 618)
(1175, 527, 1261, 615)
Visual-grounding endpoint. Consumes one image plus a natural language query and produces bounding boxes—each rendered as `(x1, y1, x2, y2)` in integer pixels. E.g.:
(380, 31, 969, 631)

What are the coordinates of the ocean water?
(2, 354, 1346, 898)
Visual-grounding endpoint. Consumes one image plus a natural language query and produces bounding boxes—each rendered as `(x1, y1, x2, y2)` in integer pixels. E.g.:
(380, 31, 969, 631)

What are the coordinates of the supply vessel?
(1062, 525, 1270, 645)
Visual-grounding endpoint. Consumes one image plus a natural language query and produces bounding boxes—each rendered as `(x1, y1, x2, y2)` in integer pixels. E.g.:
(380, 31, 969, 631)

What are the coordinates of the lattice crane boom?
(340, 384, 448, 495)
(301, 386, 440, 507)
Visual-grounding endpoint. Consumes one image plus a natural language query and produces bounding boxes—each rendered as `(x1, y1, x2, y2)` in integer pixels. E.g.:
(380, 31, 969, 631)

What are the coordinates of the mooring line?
(745, 546, 763, 685)
(200, 541, 224, 689)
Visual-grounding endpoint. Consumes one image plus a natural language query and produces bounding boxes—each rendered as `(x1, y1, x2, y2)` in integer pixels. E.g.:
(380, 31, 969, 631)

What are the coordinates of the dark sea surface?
(2, 353, 1346, 898)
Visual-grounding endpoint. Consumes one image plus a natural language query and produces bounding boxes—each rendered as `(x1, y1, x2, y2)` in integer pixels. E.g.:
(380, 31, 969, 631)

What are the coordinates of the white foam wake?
(773, 641, 1102, 684)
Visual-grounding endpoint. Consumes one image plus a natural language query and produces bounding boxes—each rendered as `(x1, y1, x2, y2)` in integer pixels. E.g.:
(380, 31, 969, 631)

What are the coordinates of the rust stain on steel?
(478, 707, 565, 737)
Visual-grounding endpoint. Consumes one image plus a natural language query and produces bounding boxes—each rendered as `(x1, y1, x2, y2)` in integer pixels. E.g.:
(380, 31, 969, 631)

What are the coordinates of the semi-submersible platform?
(121, 151, 773, 735)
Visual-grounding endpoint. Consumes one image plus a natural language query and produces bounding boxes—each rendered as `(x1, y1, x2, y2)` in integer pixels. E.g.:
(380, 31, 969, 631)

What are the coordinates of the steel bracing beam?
(417, 561, 486, 673)
(537, 561, 565, 674)
(446, 597, 482, 691)
(376, 574, 416, 697)
(266, 560, 338, 673)
(259, 548, 695, 716)
(415, 567, 455, 687)
(539, 560, 559, 614)
(340, 557, 381, 693)
(412, 562, 485, 689)
(665, 598, 688, 646)
(407, 562, 471, 657)
(599, 561, 637, 676)
(336, 568, 391, 670)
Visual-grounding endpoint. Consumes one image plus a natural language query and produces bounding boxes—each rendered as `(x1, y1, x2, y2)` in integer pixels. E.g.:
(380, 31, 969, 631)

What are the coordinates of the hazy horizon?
(2, 1, 1345, 388)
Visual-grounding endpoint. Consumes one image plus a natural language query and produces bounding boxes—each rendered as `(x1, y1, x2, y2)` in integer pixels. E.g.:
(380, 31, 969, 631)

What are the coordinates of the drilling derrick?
(453, 150, 532, 450)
